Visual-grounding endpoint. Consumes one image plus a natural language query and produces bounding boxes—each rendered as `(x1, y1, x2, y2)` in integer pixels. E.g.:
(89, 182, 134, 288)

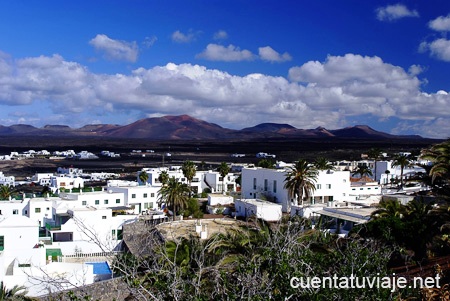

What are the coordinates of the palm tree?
(158, 170, 169, 186)
(181, 160, 196, 197)
(158, 177, 190, 219)
(313, 157, 334, 171)
(138, 170, 149, 186)
(371, 199, 405, 219)
(0, 281, 33, 300)
(217, 162, 230, 193)
(352, 165, 373, 179)
(420, 139, 450, 184)
(283, 159, 318, 207)
(367, 148, 382, 182)
(391, 154, 411, 188)
(0, 185, 12, 200)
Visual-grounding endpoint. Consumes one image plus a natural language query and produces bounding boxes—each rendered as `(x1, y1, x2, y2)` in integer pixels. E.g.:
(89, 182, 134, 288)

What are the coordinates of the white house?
(107, 185, 160, 214)
(30, 173, 54, 186)
(241, 167, 351, 212)
(50, 175, 84, 193)
(0, 172, 15, 187)
(234, 199, 282, 222)
(137, 167, 238, 194)
(0, 199, 28, 219)
(0, 214, 98, 297)
(60, 190, 126, 209)
(48, 207, 137, 255)
(375, 161, 426, 185)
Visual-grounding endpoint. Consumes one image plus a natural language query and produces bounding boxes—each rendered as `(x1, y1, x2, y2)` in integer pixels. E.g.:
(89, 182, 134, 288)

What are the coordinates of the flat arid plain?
(0, 135, 440, 179)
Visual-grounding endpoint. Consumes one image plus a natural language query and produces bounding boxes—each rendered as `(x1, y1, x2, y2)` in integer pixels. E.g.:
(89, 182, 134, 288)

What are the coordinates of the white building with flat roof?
(0, 172, 15, 187)
(138, 167, 238, 194)
(241, 167, 351, 212)
(107, 185, 160, 214)
(234, 199, 282, 222)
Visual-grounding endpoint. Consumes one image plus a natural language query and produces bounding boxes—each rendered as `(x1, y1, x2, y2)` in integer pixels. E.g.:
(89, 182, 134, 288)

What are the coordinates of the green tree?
(371, 199, 405, 219)
(0, 281, 33, 300)
(420, 139, 450, 184)
(158, 177, 190, 219)
(391, 154, 411, 188)
(217, 162, 230, 193)
(158, 170, 169, 186)
(284, 159, 318, 206)
(181, 160, 196, 197)
(352, 165, 373, 179)
(0, 185, 12, 200)
(257, 158, 275, 169)
(313, 156, 335, 171)
(368, 148, 383, 182)
(138, 170, 149, 186)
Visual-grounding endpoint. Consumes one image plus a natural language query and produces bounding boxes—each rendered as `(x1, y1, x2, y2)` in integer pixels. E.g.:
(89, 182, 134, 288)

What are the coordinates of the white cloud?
(213, 30, 228, 40)
(420, 38, 450, 62)
(143, 36, 158, 48)
(1, 52, 450, 137)
(89, 34, 139, 62)
(171, 30, 197, 43)
(429, 14, 450, 32)
(258, 46, 292, 62)
(376, 4, 419, 22)
(196, 44, 255, 61)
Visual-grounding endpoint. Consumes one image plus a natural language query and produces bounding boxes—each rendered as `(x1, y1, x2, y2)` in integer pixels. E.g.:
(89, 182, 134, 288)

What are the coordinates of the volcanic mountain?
(0, 115, 424, 140)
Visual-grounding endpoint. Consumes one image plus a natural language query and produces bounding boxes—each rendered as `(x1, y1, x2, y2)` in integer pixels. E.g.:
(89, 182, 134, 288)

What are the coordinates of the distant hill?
(0, 115, 425, 140)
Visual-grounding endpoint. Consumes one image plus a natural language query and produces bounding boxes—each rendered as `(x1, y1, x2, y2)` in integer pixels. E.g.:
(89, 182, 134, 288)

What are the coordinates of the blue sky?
(1, 1, 450, 138)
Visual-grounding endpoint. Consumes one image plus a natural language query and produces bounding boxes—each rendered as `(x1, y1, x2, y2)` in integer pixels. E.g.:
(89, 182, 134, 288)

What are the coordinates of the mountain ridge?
(0, 115, 424, 140)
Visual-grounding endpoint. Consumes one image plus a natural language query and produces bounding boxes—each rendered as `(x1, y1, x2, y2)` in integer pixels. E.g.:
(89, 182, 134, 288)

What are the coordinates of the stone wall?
(38, 277, 133, 301)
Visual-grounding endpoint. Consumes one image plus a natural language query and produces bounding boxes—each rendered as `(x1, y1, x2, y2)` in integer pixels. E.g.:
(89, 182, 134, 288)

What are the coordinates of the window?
(0, 236, 4, 251)
(273, 180, 277, 193)
(95, 200, 99, 205)
(264, 179, 268, 191)
(360, 188, 364, 190)
(102, 216, 107, 219)
(149, 202, 154, 209)
(326, 184, 331, 189)
(112, 229, 116, 239)
(116, 199, 120, 204)
(82, 201, 87, 206)
(253, 178, 257, 190)
(317, 184, 322, 189)
(143, 193, 148, 198)
(132, 194, 136, 199)
(104, 199, 109, 204)
(151, 193, 155, 197)
(13, 209, 18, 215)
(35, 208, 41, 213)
(60, 182, 66, 187)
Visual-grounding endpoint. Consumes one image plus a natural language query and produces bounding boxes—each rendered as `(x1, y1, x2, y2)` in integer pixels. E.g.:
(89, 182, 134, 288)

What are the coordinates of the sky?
(1, 1, 450, 138)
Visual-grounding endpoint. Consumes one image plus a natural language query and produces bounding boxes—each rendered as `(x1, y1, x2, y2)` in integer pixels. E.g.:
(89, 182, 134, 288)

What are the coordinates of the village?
(0, 145, 435, 298)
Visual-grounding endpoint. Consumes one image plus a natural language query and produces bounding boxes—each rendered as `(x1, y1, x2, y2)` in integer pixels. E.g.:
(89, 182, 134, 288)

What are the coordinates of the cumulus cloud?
(429, 14, 450, 32)
(376, 4, 419, 22)
(196, 44, 255, 61)
(419, 38, 450, 62)
(288, 53, 450, 125)
(258, 46, 292, 62)
(89, 34, 139, 62)
(171, 30, 198, 43)
(0, 52, 450, 137)
(213, 30, 228, 40)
